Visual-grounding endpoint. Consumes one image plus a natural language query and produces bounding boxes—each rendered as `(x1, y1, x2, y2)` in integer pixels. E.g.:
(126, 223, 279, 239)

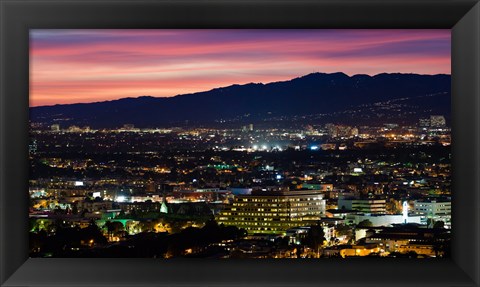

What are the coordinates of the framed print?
(1, 0, 479, 286)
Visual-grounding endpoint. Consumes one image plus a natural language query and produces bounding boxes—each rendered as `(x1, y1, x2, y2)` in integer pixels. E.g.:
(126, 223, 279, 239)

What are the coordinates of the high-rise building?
(326, 124, 358, 138)
(216, 190, 326, 234)
(418, 118, 430, 127)
(430, 115, 446, 127)
(241, 124, 254, 132)
(68, 125, 82, 132)
(29, 139, 37, 156)
(51, 124, 60, 132)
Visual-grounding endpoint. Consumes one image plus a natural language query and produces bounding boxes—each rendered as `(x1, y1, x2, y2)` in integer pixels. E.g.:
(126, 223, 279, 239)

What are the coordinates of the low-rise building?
(364, 227, 450, 256)
(338, 198, 386, 214)
(349, 213, 423, 227)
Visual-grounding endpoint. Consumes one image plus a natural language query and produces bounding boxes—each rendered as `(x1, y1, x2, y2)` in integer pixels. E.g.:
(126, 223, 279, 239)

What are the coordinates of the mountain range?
(30, 72, 451, 128)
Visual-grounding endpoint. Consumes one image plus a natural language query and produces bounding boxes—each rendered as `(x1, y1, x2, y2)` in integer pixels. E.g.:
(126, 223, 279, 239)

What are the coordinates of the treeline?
(30, 220, 246, 258)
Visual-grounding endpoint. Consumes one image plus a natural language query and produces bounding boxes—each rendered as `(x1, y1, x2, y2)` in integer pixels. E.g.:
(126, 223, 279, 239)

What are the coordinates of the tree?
(433, 221, 445, 229)
(53, 205, 64, 215)
(105, 221, 124, 238)
(275, 236, 291, 249)
(301, 224, 325, 257)
(405, 251, 418, 258)
(117, 210, 126, 218)
(139, 221, 156, 233)
(357, 219, 373, 228)
(71, 204, 78, 215)
(426, 218, 434, 228)
(80, 208, 88, 217)
(329, 237, 340, 246)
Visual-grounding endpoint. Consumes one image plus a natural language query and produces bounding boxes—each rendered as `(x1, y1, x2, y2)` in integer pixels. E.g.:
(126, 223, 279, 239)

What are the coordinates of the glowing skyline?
(30, 29, 450, 107)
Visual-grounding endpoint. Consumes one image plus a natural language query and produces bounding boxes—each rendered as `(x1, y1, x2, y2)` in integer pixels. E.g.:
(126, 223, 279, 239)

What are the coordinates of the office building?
(337, 198, 386, 214)
(216, 190, 326, 234)
(413, 198, 451, 226)
(430, 115, 446, 127)
(51, 124, 60, 132)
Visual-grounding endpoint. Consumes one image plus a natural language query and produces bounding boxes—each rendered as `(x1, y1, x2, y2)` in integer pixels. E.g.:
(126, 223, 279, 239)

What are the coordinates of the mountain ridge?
(30, 72, 451, 128)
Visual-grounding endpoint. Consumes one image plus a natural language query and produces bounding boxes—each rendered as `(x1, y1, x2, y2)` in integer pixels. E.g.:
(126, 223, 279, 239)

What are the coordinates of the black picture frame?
(1, 0, 479, 286)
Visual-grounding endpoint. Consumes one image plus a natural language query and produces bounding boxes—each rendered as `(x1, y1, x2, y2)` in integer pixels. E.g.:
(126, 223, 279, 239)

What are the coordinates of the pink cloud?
(30, 29, 451, 107)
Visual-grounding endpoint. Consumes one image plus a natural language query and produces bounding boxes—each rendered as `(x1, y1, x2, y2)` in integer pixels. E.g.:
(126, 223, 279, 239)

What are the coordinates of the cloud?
(30, 29, 451, 106)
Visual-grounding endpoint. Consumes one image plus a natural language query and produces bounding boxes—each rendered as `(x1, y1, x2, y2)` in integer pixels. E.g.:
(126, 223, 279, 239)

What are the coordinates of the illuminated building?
(241, 124, 254, 132)
(229, 187, 253, 195)
(216, 190, 326, 234)
(29, 139, 38, 155)
(364, 227, 450, 256)
(348, 213, 423, 227)
(402, 201, 408, 223)
(430, 115, 446, 127)
(287, 224, 336, 245)
(413, 199, 451, 216)
(117, 201, 161, 213)
(337, 198, 386, 214)
(321, 143, 336, 150)
(326, 124, 359, 138)
(419, 118, 430, 127)
(67, 125, 82, 132)
(51, 124, 60, 131)
(413, 199, 451, 227)
(301, 183, 333, 191)
(340, 244, 381, 257)
(397, 243, 437, 256)
(160, 199, 169, 213)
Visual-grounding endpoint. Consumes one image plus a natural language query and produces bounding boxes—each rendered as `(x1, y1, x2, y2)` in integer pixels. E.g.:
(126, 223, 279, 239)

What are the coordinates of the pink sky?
(30, 29, 451, 107)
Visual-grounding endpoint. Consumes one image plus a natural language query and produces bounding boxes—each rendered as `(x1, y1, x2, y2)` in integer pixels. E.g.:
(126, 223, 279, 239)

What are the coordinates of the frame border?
(1, 0, 479, 286)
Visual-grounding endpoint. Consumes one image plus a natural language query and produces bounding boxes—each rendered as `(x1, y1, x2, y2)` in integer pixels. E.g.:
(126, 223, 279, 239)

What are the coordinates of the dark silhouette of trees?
(105, 221, 124, 237)
(433, 220, 445, 229)
(357, 219, 373, 228)
(301, 224, 325, 256)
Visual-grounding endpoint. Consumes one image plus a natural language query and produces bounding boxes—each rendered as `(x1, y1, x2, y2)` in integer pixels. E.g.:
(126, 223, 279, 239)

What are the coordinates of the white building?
(413, 199, 451, 216)
(349, 214, 423, 227)
(413, 199, 451, 227)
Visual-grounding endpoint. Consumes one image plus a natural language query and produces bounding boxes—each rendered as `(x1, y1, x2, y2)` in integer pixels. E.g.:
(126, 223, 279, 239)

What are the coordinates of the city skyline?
(28, 29, 452, 259)
(30, 29, 450, 107)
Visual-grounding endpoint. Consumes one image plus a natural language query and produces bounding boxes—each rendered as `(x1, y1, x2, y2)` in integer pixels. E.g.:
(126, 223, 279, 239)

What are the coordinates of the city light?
(28, 29, 451, 259)
(116, 196, 126, 202)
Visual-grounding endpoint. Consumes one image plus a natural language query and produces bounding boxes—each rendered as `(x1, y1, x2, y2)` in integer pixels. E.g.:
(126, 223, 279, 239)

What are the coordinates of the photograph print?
(28, 29, 452, 259)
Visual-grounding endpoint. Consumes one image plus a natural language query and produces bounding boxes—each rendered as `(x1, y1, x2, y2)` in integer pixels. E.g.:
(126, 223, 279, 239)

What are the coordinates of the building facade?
(216, 190, 326, 234)
(337, 198, 386, 214)
(413, 199, 451, 227)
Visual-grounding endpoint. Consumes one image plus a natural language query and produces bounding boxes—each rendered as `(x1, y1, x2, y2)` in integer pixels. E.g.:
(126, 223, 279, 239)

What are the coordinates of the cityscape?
(29, 29, 451, 258)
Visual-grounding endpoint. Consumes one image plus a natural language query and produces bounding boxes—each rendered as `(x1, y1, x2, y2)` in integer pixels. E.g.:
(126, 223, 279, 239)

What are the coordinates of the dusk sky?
(30, 29, 451, 107)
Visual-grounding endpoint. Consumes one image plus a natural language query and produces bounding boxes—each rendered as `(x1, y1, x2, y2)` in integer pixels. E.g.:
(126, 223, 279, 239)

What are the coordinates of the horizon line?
(30, 71, 451, 108)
